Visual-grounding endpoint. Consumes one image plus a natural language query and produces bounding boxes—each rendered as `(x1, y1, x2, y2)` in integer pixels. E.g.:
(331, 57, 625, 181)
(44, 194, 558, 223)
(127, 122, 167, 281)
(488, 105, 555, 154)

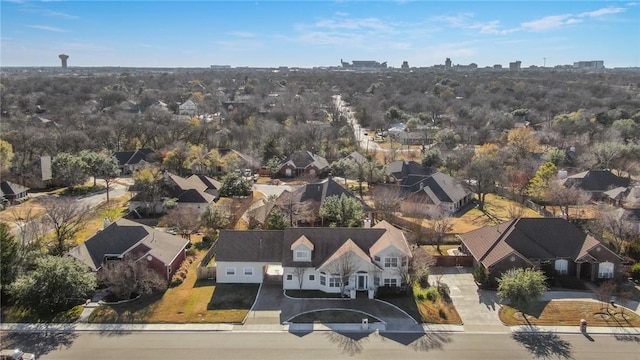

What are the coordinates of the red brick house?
(459, 218, 623, 281)
(278, 151, 329, 178)
(68, 218, 190, 281)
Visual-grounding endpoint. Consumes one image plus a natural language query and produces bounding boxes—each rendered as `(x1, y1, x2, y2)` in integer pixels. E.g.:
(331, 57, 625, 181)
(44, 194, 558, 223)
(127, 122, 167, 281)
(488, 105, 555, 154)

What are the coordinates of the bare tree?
(507, 204, 526, 220)
(545, 183, 590, 220)
(370, 185, 404, 221)
(326, 252, 357, 298)
(594, 280, 617, 312)
(163, 207, 201, 239)
(428, 207, 454, 253)
(40, 196, 94, 256)
(292, 267, 306, 293)
(98, 254, 168, 300)
(596, 205, 636, 254)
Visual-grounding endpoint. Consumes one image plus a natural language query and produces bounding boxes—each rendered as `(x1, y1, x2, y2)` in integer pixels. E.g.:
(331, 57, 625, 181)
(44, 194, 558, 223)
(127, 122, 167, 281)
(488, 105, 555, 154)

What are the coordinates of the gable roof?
(217, 224, 410, 269)
(291, 235, 314, 250)
(412, 172, 472, 203)
(280, 151, 329, 170)
(564, 170, 630, 192)
(280, 178, 372, 211)
(459, 218, 621, 269)
(189, 175, 222, 191)
(0, 181, 29, 196)
(316, 239, 376, 271)
(113, 148, 154, 167)
(344, 151, 367, 165)
(386, 160, 432, 182)
(68, 218, 190, 271)
(369, 220, 412, 256)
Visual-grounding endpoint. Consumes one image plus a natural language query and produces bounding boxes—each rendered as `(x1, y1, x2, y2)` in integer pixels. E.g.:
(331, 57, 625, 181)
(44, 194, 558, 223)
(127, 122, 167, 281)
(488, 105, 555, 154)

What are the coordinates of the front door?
(357, 274, 367, 290)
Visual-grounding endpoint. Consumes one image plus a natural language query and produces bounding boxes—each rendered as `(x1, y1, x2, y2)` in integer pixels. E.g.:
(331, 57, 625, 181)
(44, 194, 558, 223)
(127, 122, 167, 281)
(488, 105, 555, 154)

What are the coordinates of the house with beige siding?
(215, 221, 411, 298)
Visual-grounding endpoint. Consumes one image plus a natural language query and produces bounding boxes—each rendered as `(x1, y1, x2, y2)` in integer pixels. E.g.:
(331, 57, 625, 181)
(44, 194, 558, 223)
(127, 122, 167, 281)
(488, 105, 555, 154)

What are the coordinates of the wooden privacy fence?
(434, 255, 473, 267)
(197, 266, 216, 280)
(197, 242, 217, 280)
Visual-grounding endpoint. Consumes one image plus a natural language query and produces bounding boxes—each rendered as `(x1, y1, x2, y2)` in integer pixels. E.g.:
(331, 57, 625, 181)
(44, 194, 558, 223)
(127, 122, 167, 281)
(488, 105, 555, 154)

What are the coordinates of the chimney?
(103, 217, 110, 229)
(363, 217, 371, 228)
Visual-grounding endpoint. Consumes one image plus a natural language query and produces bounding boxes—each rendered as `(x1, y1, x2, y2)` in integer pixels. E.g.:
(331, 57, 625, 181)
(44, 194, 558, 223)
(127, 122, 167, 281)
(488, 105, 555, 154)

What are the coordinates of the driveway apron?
(247, 283, 420, 331)
(430, 267, 507, 333)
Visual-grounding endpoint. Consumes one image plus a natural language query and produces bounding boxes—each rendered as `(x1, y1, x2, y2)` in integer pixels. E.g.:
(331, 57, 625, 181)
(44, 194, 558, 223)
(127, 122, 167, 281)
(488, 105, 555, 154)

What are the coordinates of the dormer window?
(295, 250, 310, 261)
(291, 235, 314, 262)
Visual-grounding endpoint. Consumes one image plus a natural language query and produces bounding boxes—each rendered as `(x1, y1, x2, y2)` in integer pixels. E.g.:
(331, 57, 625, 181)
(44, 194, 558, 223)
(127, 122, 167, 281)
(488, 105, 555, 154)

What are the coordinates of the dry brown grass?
(72, 195, 130, 247)
(421, 244, 460, 256)
(89, 249, 258, 324)
(500, 300, 640, 327)
(451, 194, 542, 233)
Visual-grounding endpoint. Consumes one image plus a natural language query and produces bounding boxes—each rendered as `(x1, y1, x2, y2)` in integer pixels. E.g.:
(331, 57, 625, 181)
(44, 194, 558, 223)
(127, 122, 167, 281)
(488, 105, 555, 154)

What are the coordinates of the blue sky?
(1, 1, 638, 68)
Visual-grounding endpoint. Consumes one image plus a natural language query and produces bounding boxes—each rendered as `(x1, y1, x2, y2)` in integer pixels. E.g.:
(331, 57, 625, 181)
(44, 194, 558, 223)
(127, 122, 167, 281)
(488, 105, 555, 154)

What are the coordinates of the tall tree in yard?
(319, 194, 365, 227)
(0, 222, 18, 292)
(40, 196, 93, 256)
(429, 207, 453, 253)
(52, 152, 88, 188)
(98, 254, 167, 301)
(527, 162, 557, 203)
(82, 151, 121, 201)
(9, 255, 97, 312)
(497, 268, 547, 311)
(326, 252, 357, 298)
(464, 148, 502, 211)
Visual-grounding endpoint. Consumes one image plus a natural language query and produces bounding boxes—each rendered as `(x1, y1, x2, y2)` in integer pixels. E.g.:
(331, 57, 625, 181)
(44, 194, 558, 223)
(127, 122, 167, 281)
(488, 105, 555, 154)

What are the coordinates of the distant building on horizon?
(445, 58, 452, 70)
(573, 60, 604, 69)
(509, 60, 522, 71)
(401, 61, 409, 69)
(340, 59, 387, 70)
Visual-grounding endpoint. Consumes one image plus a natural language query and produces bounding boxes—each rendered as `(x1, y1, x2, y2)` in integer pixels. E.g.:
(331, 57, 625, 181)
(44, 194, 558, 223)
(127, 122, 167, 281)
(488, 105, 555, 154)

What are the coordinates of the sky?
(1, 1, 639, 68)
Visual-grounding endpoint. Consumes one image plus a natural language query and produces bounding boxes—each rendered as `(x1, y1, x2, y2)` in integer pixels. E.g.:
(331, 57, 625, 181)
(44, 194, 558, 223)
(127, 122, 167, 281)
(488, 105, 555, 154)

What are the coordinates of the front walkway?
(246, 283, 421, 331)
(430, 267, 507, 333)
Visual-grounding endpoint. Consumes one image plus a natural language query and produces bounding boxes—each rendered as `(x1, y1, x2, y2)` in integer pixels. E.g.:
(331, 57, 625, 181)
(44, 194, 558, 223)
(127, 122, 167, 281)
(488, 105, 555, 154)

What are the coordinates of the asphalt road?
(4, 330, 639, 360)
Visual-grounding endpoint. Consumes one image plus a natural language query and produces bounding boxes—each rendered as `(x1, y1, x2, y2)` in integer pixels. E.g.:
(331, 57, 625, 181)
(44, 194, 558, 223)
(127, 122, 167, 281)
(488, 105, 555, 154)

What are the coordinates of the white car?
(0, 349, 36, 360)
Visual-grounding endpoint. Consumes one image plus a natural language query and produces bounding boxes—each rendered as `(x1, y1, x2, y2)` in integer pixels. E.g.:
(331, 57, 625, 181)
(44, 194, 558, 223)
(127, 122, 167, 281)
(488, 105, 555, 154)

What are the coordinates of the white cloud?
(26, 24, 67, 32)
(314, 17, 394, 32)
(579, 7, 626, 17)
(521, 15, 581, 31)
(430, 13, 474, 28)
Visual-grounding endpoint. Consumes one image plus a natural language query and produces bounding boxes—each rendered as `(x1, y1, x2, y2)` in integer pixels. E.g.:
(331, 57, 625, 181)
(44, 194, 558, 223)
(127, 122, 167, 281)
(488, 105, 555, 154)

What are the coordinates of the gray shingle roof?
(68, 218, 190, 271)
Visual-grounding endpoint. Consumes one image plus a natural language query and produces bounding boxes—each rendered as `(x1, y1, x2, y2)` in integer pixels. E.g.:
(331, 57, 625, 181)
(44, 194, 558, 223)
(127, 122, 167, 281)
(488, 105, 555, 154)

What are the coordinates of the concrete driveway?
(430, 267, 507, 333)
(247, 283, 421, 331)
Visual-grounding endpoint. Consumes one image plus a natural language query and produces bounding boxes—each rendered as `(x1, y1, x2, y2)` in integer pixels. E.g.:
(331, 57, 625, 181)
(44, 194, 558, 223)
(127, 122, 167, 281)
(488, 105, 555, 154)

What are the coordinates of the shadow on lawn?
(207, 284, 259, 310)
(511, 326, 574, 359)
(89, 293, 162, 324)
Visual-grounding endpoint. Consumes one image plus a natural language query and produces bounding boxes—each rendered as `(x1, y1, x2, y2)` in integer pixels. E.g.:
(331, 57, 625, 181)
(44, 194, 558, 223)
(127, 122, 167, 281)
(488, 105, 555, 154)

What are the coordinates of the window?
(374, 256, 381, 262)
(401, 257, 407, 267)
(308, 274, 315, 281)
(320, 274, 326, 286)
(294, 250, 310, 261)
(555, 259, 568, 275)
(384, 257, 399, 268)
(384, 278, 398, 287)
(244, 267, 253, 276)
(374, 276, 380, 286)
(286, 274, 293, 281)
(598, 262, 614, 279)
(226, 267, 236, 276)
(329, 276, 340, 288)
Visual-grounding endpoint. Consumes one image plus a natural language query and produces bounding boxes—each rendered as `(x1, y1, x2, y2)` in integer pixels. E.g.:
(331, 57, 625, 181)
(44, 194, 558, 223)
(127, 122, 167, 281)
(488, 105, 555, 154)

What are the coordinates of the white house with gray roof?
(215, 220, 411, 298)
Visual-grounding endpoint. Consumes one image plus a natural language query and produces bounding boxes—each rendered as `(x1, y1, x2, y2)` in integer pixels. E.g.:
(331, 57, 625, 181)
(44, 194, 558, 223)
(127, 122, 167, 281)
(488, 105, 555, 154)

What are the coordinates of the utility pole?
(543, 57, 547, 67)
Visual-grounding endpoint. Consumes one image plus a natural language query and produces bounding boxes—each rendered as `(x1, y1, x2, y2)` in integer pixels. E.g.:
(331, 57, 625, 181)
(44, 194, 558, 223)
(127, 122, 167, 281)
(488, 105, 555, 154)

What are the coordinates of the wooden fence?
(197, 266, 216, 280)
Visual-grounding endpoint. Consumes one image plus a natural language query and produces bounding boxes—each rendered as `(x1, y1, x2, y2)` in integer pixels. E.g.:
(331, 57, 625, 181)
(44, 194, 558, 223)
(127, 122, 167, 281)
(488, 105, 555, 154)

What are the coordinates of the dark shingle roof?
(386, 160, 432, 182)
(460, 218, 620, 268)
(283, 178, 372, 211)
(564, 170, 630, 192)
(0, 181, 29, 196)
(216, 230, 284, 262)
(68, 218, 189, 271)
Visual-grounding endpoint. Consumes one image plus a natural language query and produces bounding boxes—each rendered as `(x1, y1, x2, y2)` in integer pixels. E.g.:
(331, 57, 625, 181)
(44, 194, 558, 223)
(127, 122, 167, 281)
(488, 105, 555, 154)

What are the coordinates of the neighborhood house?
(68, 218, 191, 281)
(215, 220, 412, 298)
(459, 217, 624, 281)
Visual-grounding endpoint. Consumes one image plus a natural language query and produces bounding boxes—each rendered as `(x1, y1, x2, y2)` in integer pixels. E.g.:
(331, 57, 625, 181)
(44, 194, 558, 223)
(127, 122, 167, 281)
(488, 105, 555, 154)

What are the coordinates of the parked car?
(0, 349, 36, 360)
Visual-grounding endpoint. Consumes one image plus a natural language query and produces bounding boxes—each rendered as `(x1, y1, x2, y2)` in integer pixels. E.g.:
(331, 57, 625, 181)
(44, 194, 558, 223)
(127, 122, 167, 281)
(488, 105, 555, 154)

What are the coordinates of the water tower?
(59, 54, 69, 68)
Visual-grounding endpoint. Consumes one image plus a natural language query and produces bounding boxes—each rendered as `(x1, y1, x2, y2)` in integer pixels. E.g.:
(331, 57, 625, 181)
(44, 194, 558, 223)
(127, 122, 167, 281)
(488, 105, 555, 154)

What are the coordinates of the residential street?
(4, 330, 639, 360)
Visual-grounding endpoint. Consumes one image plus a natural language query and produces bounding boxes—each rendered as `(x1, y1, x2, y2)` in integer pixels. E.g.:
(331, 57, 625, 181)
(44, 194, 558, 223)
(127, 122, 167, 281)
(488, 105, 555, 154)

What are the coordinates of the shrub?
(437, 282, 450, 298)
(630, 263, 640, 281)
(376, 285, 405, 298)
(473, 266, 488, 285)
(186, 247, 197, 257)
(425, 287, 439, 302)
(438, 308, 447, 320)
(554, 275, 587, 290)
